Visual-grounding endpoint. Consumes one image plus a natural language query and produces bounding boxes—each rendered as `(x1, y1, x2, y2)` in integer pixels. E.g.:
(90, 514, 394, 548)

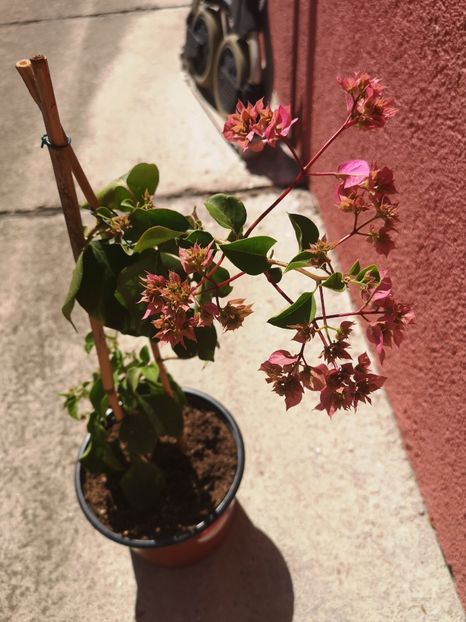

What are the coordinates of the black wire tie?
(40, 134, 72, 149)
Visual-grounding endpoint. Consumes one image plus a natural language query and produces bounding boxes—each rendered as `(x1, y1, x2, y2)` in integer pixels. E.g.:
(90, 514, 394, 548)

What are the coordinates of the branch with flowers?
(64, 73, 413, 430)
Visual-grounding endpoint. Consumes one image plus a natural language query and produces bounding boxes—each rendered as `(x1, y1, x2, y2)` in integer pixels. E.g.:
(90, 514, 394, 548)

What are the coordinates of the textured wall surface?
(269, 0, 466, 606)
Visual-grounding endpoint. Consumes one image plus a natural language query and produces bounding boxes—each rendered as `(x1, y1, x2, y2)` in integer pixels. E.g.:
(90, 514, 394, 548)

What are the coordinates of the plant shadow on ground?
(244, 145, 306, 188)
(131, 503, 294, 621)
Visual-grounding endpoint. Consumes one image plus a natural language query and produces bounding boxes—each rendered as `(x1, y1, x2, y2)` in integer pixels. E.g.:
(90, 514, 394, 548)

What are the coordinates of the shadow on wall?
(131, 504, 294, 621)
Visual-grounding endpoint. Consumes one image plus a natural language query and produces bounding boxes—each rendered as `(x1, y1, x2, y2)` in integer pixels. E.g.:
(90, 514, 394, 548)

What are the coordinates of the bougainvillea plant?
(63, 72, 413, 508)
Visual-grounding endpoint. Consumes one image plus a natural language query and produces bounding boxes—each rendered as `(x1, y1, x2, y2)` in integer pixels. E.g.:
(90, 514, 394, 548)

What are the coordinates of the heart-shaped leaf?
(288, 213, 319, 250)
(221, 236, 277, 275)
(284, 251, 312, 273)
(205, 266, 232, 297)
(143, 393, 184, 438)
(126, 163, 159, 202)
(348, 260, 361, 276)
(268, 292, 316, 329)
(129, 208, 190, 241)
(133, 226, 181, 253)
(355, 264, 381, 283)
(322, 272, 346, 292)
(205, 194, 247, 234)
(119, 411, 157, 454)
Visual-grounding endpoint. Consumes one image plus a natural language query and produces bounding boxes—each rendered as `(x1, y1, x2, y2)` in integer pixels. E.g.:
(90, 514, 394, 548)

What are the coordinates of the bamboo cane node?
(40, 133, 72, 149)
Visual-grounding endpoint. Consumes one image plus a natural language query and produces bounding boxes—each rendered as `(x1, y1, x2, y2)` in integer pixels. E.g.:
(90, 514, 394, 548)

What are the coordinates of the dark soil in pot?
(82, 403, 237, 541)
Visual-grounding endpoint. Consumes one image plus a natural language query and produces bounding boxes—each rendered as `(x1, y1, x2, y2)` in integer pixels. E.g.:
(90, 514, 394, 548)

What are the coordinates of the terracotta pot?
(75, 388, 245, 567)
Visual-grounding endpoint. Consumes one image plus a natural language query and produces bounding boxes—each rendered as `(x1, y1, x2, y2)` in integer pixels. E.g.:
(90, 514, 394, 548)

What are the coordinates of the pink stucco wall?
(268, 0, 466, 605)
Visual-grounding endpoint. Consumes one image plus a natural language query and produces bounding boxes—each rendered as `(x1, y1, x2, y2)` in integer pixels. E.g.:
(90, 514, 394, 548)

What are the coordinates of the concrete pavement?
(0, 3, 464, 621)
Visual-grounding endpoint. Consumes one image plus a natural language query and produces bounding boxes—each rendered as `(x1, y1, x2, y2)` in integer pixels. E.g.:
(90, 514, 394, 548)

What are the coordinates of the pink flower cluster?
(362, 272, 415, 364)
(140, 271, 202, 347)
(336, 160, 399, 256)
(140, 271, 253, 347)
(260, 342, 386, 417)
(178, 242, 214, 275)
(223, 99, 297, 153)
(338, 72, 398, 129)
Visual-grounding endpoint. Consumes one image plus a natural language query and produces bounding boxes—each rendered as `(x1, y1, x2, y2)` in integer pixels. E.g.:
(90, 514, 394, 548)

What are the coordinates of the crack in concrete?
(0, 5, 191, 28)
(0, 184, 276, 219)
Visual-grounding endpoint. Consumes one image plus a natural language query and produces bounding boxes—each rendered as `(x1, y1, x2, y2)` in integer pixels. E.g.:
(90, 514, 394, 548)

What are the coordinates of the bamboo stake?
(18, 54, 124, 422)
(16, 59, 99, 211)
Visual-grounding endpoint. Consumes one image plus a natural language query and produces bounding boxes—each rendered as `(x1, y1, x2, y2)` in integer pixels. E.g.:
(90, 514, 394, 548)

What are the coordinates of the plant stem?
(282, 136, 305, 172)
(244, 171, 304, 237)
(335, 215, 378, 247)
(314, 310, 379, 322)
(266, 276, 294, 305)
(318, 286, 331, 342)
(193, 253, 227, 293)
(303, 114, 352, 172)
(245, 115, 352, 238)
(267, 259, 326, 282)
(150, 341, 174, 398)
(200, 271, 245, 295)
(307, 171, 340, 177)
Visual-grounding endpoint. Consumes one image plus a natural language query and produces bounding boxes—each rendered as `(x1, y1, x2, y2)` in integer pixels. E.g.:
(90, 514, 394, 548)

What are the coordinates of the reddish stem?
(192, 253, 226, 294)
(266, 276, 294, 305)
(245, 114, 352, 238)
(314, 310, 379, 322)
(201, 271, 245, 295)
(303, 114, 353, 172)
(282, 136, 305, 172)
(335, 215, 378, 247)
(318, 286, 331, 342)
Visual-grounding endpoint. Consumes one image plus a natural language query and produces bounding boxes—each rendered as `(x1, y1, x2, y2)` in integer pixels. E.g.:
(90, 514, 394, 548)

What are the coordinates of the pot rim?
(75, 387, 245, 549)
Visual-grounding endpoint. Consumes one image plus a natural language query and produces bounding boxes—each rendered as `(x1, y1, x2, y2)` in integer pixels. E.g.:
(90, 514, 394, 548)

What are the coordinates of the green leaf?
(89, 377, 105, 414)
(355, 264, 381, 283)
(79, 438, 106, 473)
(62, 394, 80, 420)
(120, 460, 165, 510)
(288, 213, 320, 251)
(62, 252, 84, 329)
(92, 180, 133, 212)
(205, 194, 247, 234)
(144, 393, 183, 438)
(84, 332, 95, 353)
(284, 251, 312, 273)
(349, 260, 361, 276)
(126, 163, 159, 202)
(172, 340, 198, 359)
(139, 345, 150, 365)
(128, 208, 190, 241)
(221, 236, 277, 275)
(183, 230, 215, 248)
(133, 226, 180, 253)
(95, 206, 114, 220)
(265, 267, 282, 284)
(102, 440, 126, 472)
(268, 292, 316, 329)
(195, 325, 218, 361)
(76, 241, 132, 330)
(205, 266, 232, 297)
(115, 250, 164, 337)
(119, 412, 157, 454)
(140, 365, 159, 385)
(170, 325, 218, 361)
(322, 272, 346, 292)
(127, 367, 142, 392)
